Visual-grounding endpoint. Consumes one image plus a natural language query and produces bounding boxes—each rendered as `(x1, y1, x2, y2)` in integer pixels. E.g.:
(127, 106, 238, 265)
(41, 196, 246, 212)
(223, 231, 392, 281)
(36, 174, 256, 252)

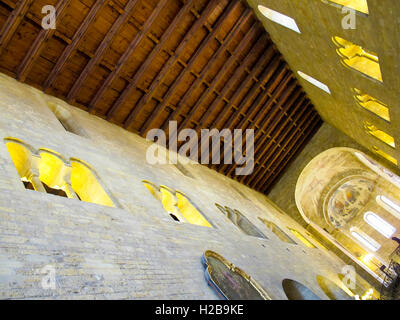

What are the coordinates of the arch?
(70, 158, 115, 207)
(364, 122, 395, 148)
(332, 36, 382, 82)
(258, 217, 296, 244)
(323, 0, 369, 14)
(287, 228, 316, 248)
(282, 279, 321, 300)
(202, 250, 271, 300)
(353, 88, 390, 122)
(4, 138, 35, 179)
(47, 101, 89, 137)
(175, 191, 212, 227)
(316, 275, 354, 300)
(216, 205, 267, 239)
(363, 211, 395, 238)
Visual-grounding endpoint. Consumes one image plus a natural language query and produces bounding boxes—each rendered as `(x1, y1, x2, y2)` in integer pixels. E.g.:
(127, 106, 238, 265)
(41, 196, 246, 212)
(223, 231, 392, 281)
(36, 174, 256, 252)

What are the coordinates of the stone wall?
(0, 73, 361, 299)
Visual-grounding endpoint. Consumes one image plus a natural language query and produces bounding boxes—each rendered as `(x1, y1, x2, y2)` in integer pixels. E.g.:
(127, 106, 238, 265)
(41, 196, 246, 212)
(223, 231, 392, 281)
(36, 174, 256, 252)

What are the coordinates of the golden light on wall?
(288, 228, 317, 248)
(372, 146, 397, 165)
(176, 191, 212, 228)
(143, 181, 212, 227)
(4, 138, 33, 178)
(333, 36, 382, 82)
(353, 88, 390, 122)
(325, 0, 369, 14)
(258, 217, 296, 244)
(71, 159, 115, 207)
(364, 122, 395, 148)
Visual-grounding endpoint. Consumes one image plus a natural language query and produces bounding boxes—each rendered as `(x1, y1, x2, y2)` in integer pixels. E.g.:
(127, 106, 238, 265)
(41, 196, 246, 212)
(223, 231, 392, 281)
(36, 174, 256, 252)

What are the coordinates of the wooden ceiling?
(0, 0, 322, 193)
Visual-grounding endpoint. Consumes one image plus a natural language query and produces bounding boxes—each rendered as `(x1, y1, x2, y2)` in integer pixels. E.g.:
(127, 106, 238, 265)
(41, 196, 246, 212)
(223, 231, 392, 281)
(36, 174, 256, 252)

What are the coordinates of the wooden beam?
(105, 0, 195, 121)
(210, 61, 286, 170)
(197, 35, 269, 129)
(243, 92, 306, 185)
(42, 0, 107, 91)
(88, 0, 169, 113)
(208, 47, 276, 133)
(0, 0, 34, 57)
(131, 0, 220, 135)
(164, 8, 253, 132)
(254, 110, 319, 190)
(137, 0, 239, 135)
(222, 77, 296, 175)
(66, 0, 139, 103)
(16, 0, 70, 81)
(178, 23, 260, 131)
(261, 115, 322, 192)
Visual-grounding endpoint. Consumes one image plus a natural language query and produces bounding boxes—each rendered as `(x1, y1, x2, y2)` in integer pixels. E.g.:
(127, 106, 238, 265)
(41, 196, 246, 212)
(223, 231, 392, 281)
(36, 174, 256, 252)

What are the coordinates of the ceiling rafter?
(66, 0, 139, 103)
(137, 0, 238, 135)
(105, 0, 195, 120)
(88, 0, 169, 113)
(42, 0, 108, 91)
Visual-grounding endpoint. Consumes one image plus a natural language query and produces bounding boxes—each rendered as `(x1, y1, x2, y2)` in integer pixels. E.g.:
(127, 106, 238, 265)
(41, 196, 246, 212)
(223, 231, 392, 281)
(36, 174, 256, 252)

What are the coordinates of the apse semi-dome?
(295, 147, 378, 230)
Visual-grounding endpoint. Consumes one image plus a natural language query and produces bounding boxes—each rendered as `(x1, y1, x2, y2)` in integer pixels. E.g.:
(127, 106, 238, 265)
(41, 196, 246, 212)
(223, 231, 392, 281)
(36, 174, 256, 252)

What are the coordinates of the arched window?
(258, 5, 301, 33)
(350, 227, 381, 252)
(364, 122, 395, 148)
(143, 182, 212, 227)
(47, 102, 89, 137)
(287, 228, 317, 248)
(70, 159, 116, 207)
(372, 146, 397, 165)
(215, 204, 266, 239)
(364, 211, 395, 238)
(332, 36, 383, 82)
(297, 71, 331, 94)
(258, 217, 296, 244)
(376, 195, 400, 220)
(175, 191, 212, 227)
(323, 0, 369, 14)
(353, 88, 390, 122)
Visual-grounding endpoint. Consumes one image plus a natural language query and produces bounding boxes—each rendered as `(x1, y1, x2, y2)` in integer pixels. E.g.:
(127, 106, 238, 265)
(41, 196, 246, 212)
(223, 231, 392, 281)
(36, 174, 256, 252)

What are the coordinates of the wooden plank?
(222, 76, 296, 175)
(132, 0, 221, 134)
(254, 110, 318, 189)
(261, 115, 322, 192)
(106, 0, 195, 121)
(178, 22, 260, 131)
(66, 0, 139, 102)
(165, 8, 253, 132)
(243, 93, 307, 185)
(42, 0, 107, 90)
(197, 35, 268, 129)
(16, 0, 70, 81)
(88, 0, 169, 113)
(0, 0, 34, 57)
(210, 62, 287, 170)
(137, 0, 239, 134)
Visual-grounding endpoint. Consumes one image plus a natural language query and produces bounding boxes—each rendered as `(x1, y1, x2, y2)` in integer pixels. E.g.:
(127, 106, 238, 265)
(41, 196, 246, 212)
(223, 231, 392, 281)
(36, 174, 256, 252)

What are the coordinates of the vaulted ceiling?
(0, 0, 322, 193)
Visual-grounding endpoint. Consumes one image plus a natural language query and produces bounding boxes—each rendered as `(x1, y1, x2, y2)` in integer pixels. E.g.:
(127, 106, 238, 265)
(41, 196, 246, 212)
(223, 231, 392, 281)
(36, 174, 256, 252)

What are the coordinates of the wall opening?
(372, 146, 397, 165)
(323, 0, 369, 14)
(353, 88, 390, 122)
(316, 275, 354, 300)
(350, 227, 381, 251)
(47, 102, 89, 137)
(258, 5, 301, 33)
(364, 122, 395, 148)
(143, 181, 212, 227)
(282, 279, 321, 300)
(297, 71, 331, 94)
(333, 36, 383, 82)
(364, 211, 396, 238)
(216, 204, 267, 239)
(288, 228, 317, 248)
(258, 217, 296, 244)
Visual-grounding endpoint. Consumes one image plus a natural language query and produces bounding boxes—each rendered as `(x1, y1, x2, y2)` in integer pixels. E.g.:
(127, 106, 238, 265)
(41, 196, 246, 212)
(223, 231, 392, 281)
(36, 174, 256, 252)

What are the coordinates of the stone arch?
(316, 275, 354, 300)
(282, 279, 321, 300)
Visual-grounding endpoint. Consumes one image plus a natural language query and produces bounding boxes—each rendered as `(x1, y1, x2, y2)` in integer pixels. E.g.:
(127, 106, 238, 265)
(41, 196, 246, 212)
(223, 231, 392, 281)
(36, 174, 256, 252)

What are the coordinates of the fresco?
(202, 251, 270, 300)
